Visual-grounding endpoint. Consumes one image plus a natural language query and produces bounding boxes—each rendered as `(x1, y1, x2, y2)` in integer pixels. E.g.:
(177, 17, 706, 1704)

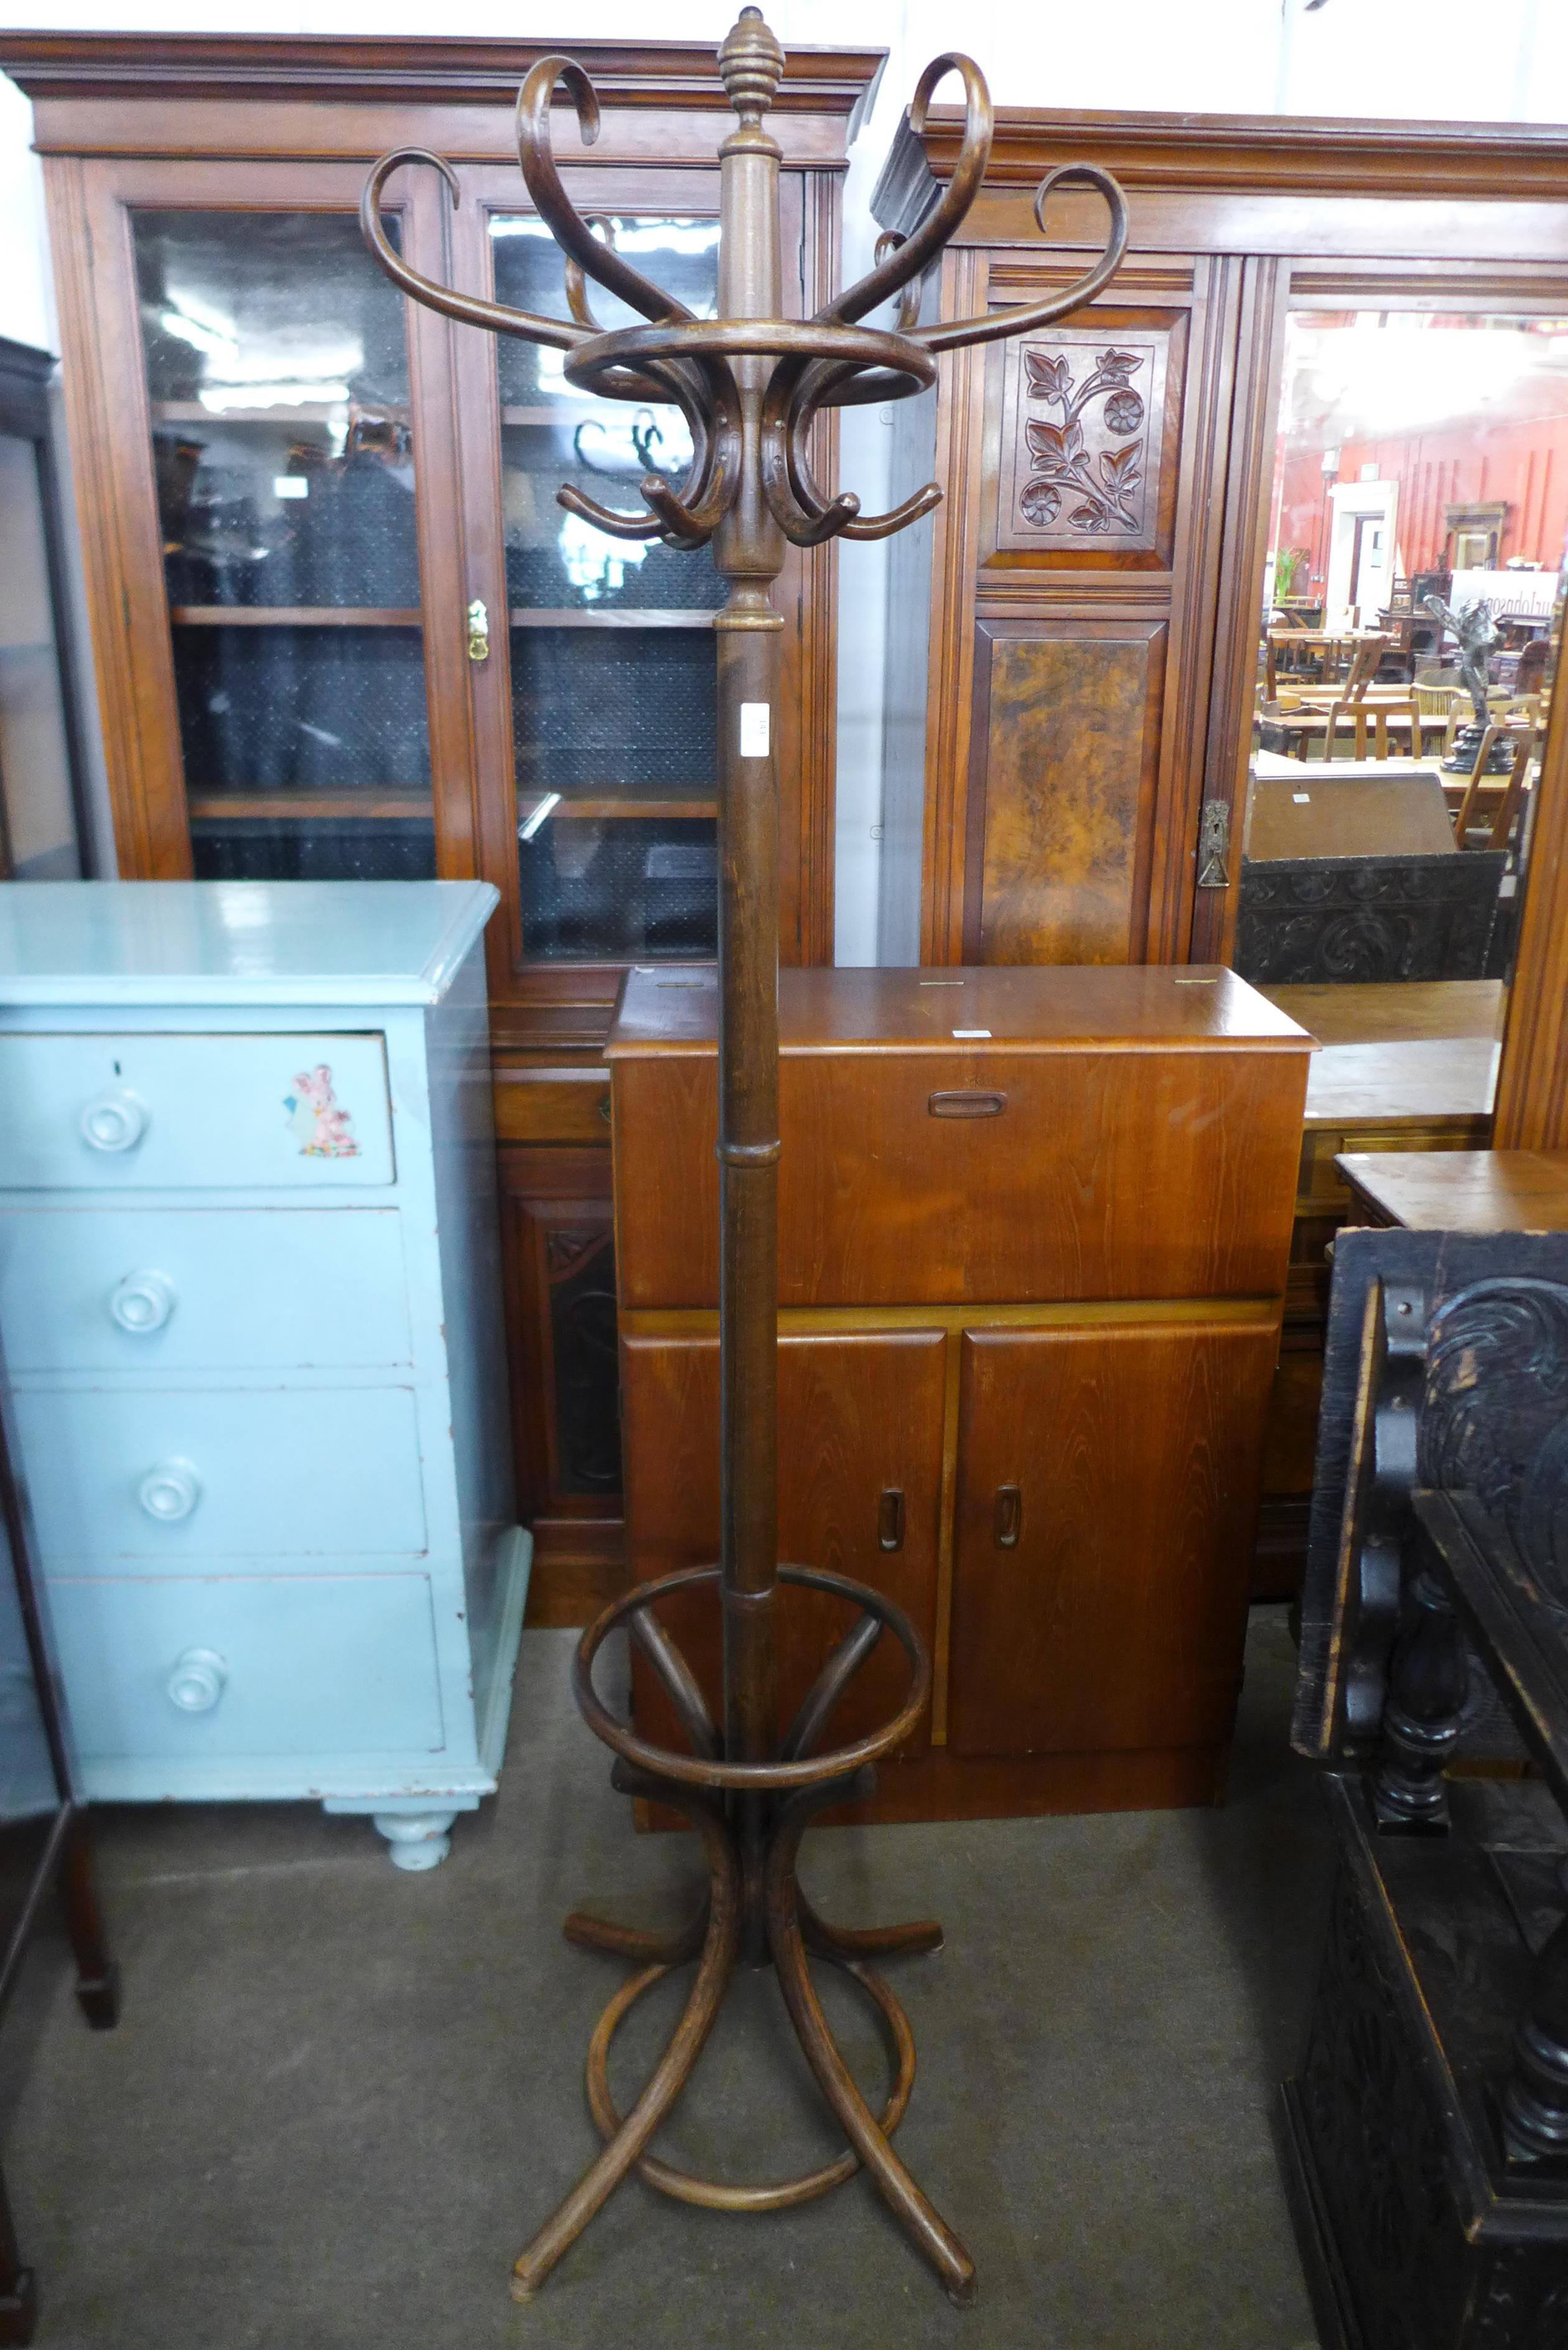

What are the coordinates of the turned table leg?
(1372, 1563, 1468, 1833)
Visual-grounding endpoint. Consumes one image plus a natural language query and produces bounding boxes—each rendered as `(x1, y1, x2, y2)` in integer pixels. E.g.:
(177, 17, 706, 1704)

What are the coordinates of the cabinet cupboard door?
(497, 1146, 620, 1521)
(949, 1319, 1277, 1758)
(621, 1331, 946, 1758)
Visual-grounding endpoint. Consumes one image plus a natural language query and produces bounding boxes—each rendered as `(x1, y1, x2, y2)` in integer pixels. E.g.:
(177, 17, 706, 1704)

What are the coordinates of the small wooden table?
(1249, 983, 1505, 1596)
(1338, 1148, 1568, 1231)
(1266, 627, 1385, 698)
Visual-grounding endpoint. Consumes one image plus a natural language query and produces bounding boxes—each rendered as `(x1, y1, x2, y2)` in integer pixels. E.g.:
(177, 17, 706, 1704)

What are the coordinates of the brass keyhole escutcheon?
(466, 598, 490, 662)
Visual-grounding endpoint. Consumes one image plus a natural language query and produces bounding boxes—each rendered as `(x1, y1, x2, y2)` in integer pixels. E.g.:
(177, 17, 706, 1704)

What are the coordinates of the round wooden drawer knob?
(166, 1649, 226, 1714)
(110, 1272, 175, 1334)
(79, 1087, 147, 1154)
(138, 1458, 201, 1522)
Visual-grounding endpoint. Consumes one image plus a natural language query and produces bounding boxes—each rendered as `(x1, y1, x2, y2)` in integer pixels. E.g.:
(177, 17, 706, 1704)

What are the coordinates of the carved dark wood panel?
(1284, 1776, 1568, 2350)
(964, 617, 1166, 963)
(992, 310, 1185, 567)
(1421, 1281, 1568, 1606)
(1473, 2245, 1568, 2347)
(1293, 1859, 1467, 2349)
(1295, 1231, 1568, 1768)
(1236, 852, 1503, 986)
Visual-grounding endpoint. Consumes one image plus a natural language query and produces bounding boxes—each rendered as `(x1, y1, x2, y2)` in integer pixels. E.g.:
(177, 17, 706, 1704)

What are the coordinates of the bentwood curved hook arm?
(558, 349, 740, 547)
(562, 215, 622, 334)
(515, 59, 696, 330)
(818, 52, 992, 329)
(916, 162, 1129, 352)
(756, 362, 940, 546)
(359, 149, 590, 351)
(758, 427, 860, 546)
(755, 343, 940, 544)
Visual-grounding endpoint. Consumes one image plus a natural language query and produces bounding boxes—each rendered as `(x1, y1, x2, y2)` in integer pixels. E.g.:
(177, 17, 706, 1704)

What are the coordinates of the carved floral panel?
(996, 324, 1174, 561)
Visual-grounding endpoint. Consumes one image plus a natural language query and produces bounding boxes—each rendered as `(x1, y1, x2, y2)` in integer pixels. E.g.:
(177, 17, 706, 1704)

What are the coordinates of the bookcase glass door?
(133, 210, 435, 882)
(0, 430, 82, 880)
(490, 215, 721, 961)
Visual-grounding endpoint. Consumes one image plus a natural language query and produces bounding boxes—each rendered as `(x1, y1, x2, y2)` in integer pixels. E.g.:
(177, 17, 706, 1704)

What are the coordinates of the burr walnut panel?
(963, 617, 1169, 965)
(948, 1318, 1279, 1758)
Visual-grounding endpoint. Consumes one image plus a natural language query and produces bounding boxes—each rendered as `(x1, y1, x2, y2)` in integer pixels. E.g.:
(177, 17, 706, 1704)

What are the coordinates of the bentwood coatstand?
(350, 1, 1132, 2302)
(0, 879, 527, 1871)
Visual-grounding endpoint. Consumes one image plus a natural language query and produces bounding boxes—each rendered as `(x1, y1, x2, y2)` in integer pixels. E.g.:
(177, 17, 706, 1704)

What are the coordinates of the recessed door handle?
(928, 1090, 1007, 1119)
(994, 1484, 1021, 1549)
(879, 1488, 905, 1552)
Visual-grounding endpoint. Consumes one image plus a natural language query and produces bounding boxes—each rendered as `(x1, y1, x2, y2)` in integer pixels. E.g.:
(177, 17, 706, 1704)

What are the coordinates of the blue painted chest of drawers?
(0, 879, 529, 1869)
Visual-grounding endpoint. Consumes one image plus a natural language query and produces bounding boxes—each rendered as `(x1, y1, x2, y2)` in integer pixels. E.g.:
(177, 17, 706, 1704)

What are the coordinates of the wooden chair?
(1318, 693, 1427, 761)
(1266, 625, 1383, 703)
(1452, 724, 1537, 853)
(1267, 636, 1406, 759)
(1413, 678, 1463, 731)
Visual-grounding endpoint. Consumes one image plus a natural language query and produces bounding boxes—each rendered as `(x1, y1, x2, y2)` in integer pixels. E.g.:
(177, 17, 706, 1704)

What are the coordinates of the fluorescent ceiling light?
(491, 217, 719, 255)
(197, 382, 351, 411)
(161, 309, 238, 368)
(518, 791, 561, 843)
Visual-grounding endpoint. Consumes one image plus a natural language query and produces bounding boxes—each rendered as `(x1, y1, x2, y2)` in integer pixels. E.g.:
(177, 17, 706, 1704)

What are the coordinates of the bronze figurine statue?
(362, 11, 1127, 2303)
(1422, 590, 1499, 728)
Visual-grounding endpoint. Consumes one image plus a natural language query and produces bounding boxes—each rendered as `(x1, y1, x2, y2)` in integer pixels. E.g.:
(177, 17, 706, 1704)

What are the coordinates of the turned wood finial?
(719, 7, 784, 121)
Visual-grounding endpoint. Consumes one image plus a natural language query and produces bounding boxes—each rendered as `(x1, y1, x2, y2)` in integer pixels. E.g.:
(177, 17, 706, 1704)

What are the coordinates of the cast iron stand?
(362, 16, 1126, 2302)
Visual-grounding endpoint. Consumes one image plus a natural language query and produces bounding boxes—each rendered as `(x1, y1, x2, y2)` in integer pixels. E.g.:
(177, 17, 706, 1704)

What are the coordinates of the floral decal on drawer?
(284, 1065, 360, 1158)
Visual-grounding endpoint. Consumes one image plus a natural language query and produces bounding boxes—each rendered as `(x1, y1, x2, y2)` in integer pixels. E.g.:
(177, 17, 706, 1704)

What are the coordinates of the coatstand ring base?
(584, 1944, 917, 2210)
(510, 1564, 977, 2307)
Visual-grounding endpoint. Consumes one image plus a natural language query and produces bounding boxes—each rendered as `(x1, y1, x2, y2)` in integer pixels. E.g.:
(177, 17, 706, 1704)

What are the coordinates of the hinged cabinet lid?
(607, 962, 1314, 1059)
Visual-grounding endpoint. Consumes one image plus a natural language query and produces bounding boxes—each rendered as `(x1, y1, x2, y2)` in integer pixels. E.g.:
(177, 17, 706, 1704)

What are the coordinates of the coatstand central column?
(360, 9, 1129, 2304)
(711, 11, 786, 1954)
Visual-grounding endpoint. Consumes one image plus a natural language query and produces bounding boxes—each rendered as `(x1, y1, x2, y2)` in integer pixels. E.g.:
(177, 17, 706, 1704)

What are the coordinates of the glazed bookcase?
(1, 32, 882, 1619)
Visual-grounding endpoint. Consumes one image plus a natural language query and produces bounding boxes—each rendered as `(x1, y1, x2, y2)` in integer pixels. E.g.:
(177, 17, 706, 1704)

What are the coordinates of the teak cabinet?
(609, 965, 1311, 1819)
(2, 30, 882, 1624)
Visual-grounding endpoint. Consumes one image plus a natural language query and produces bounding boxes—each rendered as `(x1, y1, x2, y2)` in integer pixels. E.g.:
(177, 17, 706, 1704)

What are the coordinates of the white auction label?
(739, 703, 770, 758)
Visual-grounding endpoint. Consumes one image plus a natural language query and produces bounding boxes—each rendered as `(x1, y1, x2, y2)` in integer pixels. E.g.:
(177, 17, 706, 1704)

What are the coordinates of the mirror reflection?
(491, 217, 723, 964)
(1239, 310, 1567, 1092)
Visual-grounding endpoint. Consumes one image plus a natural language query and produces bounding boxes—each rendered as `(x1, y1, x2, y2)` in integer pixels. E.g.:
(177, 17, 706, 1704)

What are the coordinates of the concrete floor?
(0, 1608, 1330, 2350)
